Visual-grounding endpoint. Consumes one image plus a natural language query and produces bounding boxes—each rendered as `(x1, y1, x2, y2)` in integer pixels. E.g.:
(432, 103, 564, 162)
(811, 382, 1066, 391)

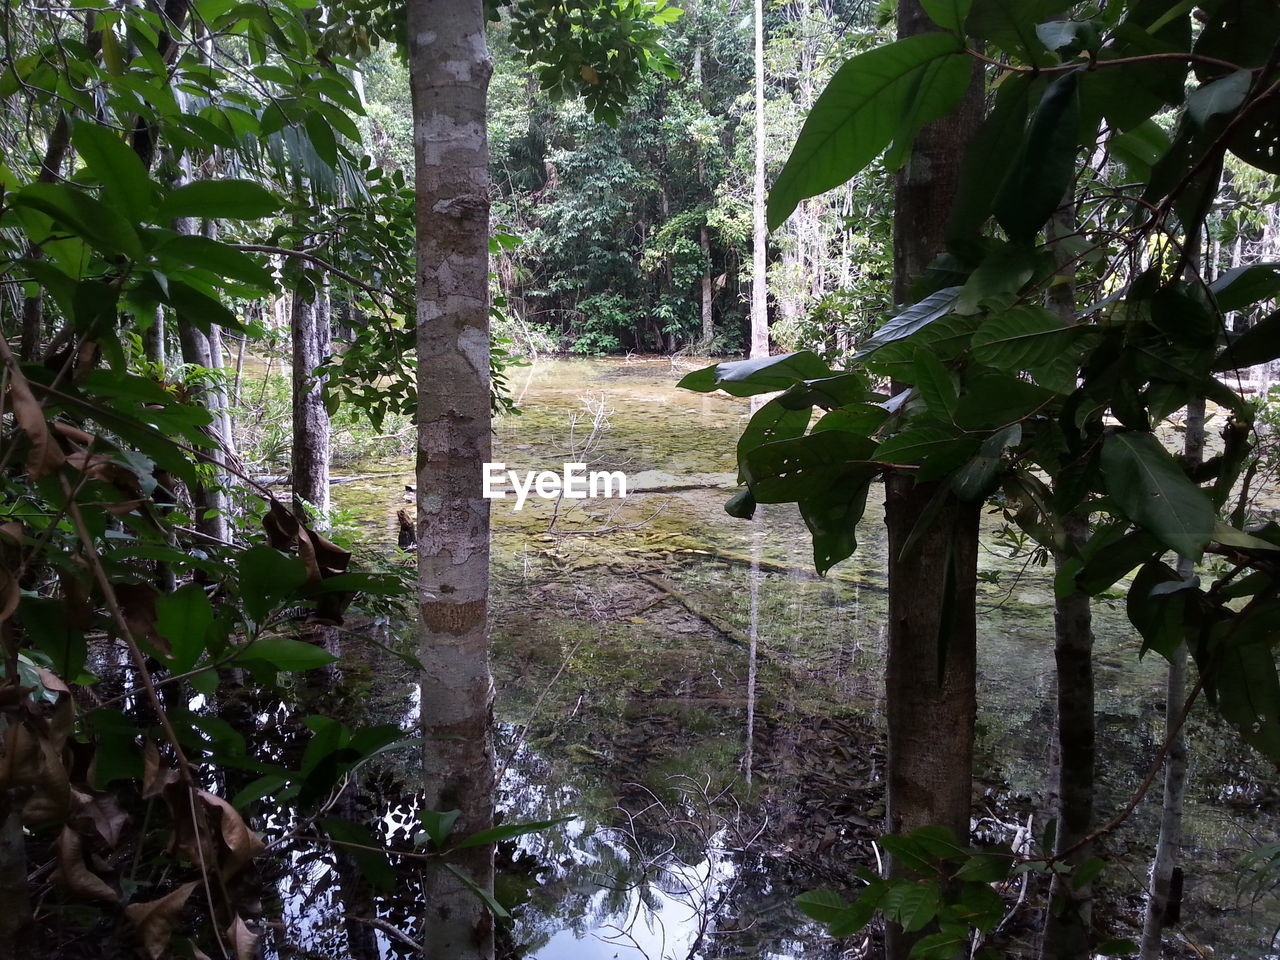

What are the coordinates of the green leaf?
(952, 424, 1020, 501)
(971, 304, 1075, 370)
(155, 583, 214, 673)
(238, 637, 337, 672)
(1210, 263, 1280, 313)
(909, 927, 969, 959)
(71, 119, 153, 221)
(158, 179, 282, 221)
(955, 851, 1015, 884)
(304, 111, 338, 167)
(452, 816, 573, 850)
(1101, 431, 1214, 560)
(239, 546, 309, 621)
(794, 889, 851, 925)
(155, 235, 275, 288)
(910, 348, 958, 422)
(855, 287, 962, 359)
(881, 879, 941, 932)
(677, 351, 834, 397)
(813, 404, 889, 436)
(419, 809, 462, 848)
(767, 32, 966, 230)
(1214, 307, 1280, 371)
(444, 864, 510, 919)
(1203, 613, 1280, 763)
(742, 432, 878, 503)
(966, 0, 1071, 65)
(16, 182, 143, 259)
(1187, 69, 1251, 127)
(948, 73, 1033, 245)
(922, 0, 972, 34)
(995, 69, 1083, 243)
(737, 398, 813, 466)
(876, 425, 965, 465)
(724, 488, 757, 519)
(322, 818, 396, 893)
(799, 468, 877, 574)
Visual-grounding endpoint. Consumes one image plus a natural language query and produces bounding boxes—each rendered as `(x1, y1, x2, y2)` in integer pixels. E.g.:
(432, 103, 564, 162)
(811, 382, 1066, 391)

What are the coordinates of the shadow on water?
(240, 356, 1280, 959)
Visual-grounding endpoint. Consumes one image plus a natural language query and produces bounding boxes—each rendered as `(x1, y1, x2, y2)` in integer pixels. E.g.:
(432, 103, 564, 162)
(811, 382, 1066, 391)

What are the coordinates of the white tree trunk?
(750, 0, 768, 359)
(408, 3, 496, 958)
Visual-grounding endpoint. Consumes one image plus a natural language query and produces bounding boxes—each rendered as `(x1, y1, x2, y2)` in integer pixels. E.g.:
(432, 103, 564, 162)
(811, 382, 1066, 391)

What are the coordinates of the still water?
(302, 357, 1279, 959)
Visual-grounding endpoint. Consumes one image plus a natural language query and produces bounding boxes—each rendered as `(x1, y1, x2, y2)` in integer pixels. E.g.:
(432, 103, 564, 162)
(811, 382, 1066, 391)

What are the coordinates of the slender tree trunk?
(146, 306, 166, 368)
(700, 225, 714, 347)
(291, 278, 331, 521)
(408, 3, 496, 958)
(1042, 198, 1096, 960)
(883, 5, 982, 959)
(20, 111, 72, 361)
(750, 0, 768, 359)
(1139, 396, 1203, 959)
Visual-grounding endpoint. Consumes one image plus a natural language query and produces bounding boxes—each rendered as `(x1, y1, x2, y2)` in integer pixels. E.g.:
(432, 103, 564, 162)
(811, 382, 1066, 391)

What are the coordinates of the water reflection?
(305, 357, 1280, 959)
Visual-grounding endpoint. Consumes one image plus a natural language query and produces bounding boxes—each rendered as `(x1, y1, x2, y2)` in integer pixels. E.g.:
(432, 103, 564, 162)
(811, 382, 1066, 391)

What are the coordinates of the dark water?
(298, 357, 1279, 959)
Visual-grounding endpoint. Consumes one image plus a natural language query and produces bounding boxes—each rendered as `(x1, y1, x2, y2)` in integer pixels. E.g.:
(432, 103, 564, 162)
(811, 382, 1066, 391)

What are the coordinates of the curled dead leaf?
(124, 881, 198, 960)
(225, 915, 259, 960)
(3, 354, 65, 479)
(199, 790, 265, 879)
(142, 740, 178, 800)
(50, 421, 96, 447)
(55, 826, 120, 903)
(71, 788, 128, 848)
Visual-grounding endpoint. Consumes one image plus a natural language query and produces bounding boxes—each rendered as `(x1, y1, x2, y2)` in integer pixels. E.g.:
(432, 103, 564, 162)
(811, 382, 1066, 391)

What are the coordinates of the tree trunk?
(20, 111, 72, 361)
(146, 306, 166, 368)
(700, 225, 714, 347)
(750, 0, 768, 359)
(883, 4, 982, 959)
(1139, 396, 1203, 960)
(1042, 197, 1096, 960)
(408, 3, 496, 959)
(291, 280, 331, 521)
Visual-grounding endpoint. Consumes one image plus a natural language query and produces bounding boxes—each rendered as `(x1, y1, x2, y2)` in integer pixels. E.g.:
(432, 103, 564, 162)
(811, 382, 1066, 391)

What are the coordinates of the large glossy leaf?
(156, 583, 214, 674)
(742, 432, 878, 503)
(1101, 431, 1214, 559)
(965, 0, 1072, 66)
(1213, 307, 1280, 371)
(799, 467, 877, 574)
(767, 32, 967, 230)
(71, 119, 153, 221)
(970, 304, 1075, 370)
(737, 398, 812, 467)
(15, 182, 143, 259)
(854, 286, 962, 359)
(158, 179, 282, 221)
(948, 73, 1034, 246)
(1210, 263, 1280, 313)
(910, 348, 958, 422)
(995, 69, 1083, 243)
(678, 351, 834, 397)
(1198, 613, 1280, 763)
(239, 637, 337, 672)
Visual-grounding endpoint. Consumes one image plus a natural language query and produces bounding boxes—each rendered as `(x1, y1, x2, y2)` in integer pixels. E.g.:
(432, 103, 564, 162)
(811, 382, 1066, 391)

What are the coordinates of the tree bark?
(750, 0, 768, 359)
(883, 4, 982, 959)
(291, 281, 331, 520)
(700, 225, 714, 347)
(408, 3, 496, 958)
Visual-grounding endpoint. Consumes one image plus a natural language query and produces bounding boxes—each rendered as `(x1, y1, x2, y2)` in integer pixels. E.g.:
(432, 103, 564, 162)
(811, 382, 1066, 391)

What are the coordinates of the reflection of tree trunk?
(1140, 395, 1203, 960)
(408, 3, 497, 958)
(1043, 199, 1095, 960)
(884, 5, 982, 960)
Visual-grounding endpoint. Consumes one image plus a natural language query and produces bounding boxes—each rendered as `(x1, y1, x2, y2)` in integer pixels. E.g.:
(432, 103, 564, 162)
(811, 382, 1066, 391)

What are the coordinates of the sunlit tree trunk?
(408, 2, 496, 958)
(883, 4, 982, 959)
(750, 0, 768, 359)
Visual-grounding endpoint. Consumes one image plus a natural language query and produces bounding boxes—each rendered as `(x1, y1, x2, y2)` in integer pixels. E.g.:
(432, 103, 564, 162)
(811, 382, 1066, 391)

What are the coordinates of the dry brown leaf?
(4, 361, 65, 479)
(142, 740, 178, 800)
(124, 881, 198, 960)
(198, 790, 264, 879)
(0, 566, 17, 623)
(116, 583, 161, 648)
(35, 668, 69, 695)
(50, 421, 95, 447)
(225, 915, 259, 960)
(54, 827, 120, 903)
(72, 789, 128, 848)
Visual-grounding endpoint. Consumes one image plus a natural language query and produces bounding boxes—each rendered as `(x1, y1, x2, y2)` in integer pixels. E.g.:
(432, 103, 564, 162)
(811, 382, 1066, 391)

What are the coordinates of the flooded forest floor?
(259, 358, 1277, 959)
